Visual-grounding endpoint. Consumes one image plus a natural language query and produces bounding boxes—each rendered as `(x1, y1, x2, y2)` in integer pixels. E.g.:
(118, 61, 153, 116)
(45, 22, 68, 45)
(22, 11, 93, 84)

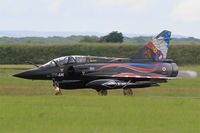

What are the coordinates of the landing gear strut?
(122, 80, 133, 96)
(53, 80, 62, 95)
(96, 89, 108, 96)
(123, 88, 133, 96)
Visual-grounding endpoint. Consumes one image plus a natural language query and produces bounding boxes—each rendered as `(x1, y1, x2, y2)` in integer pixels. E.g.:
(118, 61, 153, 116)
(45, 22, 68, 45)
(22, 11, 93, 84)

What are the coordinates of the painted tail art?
(134, 30, 171, 62)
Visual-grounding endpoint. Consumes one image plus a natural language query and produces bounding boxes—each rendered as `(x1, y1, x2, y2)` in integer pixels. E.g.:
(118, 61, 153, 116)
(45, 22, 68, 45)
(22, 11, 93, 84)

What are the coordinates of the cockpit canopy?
(40, 55, 128, 68)
(41, 56, 86, 68)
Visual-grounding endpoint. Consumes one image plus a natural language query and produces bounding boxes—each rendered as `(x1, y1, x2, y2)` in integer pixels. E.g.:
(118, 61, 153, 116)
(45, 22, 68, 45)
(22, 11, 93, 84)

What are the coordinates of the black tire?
(97, 89, 108, 96)
(123, 88, 133, 96)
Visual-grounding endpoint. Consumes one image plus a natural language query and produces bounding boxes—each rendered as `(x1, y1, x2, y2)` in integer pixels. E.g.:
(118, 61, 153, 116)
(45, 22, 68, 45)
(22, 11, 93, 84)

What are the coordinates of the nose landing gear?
(53, 80, 62, 95)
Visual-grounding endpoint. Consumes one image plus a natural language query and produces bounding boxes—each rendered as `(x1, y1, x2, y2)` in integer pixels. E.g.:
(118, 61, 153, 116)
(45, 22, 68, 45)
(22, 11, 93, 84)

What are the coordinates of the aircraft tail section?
(134, 30, 171, 62)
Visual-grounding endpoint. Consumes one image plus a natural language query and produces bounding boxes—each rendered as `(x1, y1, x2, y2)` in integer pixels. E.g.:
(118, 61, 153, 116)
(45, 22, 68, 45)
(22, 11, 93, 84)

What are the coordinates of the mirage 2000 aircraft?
(14, 30, 178, 96)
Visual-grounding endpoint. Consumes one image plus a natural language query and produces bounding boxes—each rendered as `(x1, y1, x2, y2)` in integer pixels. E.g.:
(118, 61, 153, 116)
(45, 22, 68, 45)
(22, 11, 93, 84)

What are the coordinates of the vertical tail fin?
(134, 30, 171, 62)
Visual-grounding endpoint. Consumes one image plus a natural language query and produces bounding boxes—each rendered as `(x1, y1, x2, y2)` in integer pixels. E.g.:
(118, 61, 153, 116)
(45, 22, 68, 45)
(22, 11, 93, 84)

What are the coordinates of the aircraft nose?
(13, 68, 44, 79)
(13, 71, 31, 79)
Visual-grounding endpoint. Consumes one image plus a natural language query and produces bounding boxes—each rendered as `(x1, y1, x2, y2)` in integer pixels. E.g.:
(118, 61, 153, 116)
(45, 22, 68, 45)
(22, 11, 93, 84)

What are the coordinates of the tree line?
(80, 31, 124, 43)
(1, 32, 200, 44)
(0, 44, 200, 65)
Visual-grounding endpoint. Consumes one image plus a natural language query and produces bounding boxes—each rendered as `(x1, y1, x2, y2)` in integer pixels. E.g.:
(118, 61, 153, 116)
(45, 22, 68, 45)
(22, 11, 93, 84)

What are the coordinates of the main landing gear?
(123, 88, 133, 96)
(53, 80, 62, 95)
(122, 80, 133, 96)
(96, 89, 108, 96)
(96, 88, 133, 96)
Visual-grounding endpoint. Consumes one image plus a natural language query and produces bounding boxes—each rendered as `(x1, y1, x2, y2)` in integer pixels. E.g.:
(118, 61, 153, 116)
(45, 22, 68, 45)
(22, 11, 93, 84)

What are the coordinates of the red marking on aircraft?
(100, 63, 159, 73)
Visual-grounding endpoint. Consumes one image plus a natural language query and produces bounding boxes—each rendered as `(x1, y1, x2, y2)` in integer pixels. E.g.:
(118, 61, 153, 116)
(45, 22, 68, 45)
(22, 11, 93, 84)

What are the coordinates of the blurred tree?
(100, 31, 124, 43)
(80, 36, 99, 43)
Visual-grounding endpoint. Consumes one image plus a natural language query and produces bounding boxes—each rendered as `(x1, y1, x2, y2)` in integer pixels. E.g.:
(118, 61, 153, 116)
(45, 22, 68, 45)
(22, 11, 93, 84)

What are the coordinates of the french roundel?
(162, 66, 167, 72)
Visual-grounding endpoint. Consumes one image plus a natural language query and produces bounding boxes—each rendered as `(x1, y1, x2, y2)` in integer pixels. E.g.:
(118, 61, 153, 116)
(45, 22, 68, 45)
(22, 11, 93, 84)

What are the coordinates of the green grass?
(0, 96, 199, 133)
(0, 65, 200, 133)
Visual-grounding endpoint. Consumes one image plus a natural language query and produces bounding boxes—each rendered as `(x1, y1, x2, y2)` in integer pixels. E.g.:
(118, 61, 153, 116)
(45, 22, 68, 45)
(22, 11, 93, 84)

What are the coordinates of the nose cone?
(13, 70, 33, 79)
(13, 68, 48, 80)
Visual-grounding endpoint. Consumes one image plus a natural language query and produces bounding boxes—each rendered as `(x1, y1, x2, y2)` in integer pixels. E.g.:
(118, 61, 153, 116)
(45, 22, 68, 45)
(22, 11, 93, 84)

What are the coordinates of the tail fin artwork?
(134, 30, 171, 62)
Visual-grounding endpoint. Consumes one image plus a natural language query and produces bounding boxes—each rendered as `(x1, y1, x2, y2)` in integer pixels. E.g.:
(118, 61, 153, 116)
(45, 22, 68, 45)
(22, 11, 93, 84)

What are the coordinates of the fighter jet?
(13, 30, 178, 96)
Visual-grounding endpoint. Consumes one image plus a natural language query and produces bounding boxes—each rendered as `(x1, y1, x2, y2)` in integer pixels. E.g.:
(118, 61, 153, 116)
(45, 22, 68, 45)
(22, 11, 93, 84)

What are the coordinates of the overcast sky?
(1, 0, 200, 38)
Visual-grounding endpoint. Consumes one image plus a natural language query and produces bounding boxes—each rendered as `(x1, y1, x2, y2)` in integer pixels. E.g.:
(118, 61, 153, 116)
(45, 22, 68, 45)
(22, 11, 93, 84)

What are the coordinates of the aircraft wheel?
(53, 81, 62, 95)
(97, 89, 108, 96)
(55, 87, 62, 95)
(102, 90, 108, 96)
(123, 88, 133, 96)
